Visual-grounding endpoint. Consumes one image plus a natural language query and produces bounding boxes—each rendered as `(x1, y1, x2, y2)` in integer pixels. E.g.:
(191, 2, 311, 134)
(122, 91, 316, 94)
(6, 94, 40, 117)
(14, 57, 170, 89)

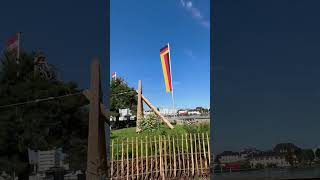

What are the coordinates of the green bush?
(140, 114, 161, 133)
(182, 122, 209, 134)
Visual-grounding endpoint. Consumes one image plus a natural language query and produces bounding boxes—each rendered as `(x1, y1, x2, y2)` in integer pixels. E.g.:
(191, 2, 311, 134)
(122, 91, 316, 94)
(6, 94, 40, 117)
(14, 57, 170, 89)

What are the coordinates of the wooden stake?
(141, 139, 143, 177)
(136, 80, 143, 133)
(145, 136, 148, 178)
(198, 133, 203, 174)
(177, 137, 181, 177)
(164, 136, 167, 177)
(194, 134, 199, 176)
(111, 140, 114, 179)
(86, 59, 106, 180)
(185, 134, 189, 176)
(155, 136, 158, 177)
(117, 139, 119, 178)
(126, 138, 129, 180)
(150, 137, 153, 178)
(207, 133, 211, 165)
(131, 137, 134, 179)
(173, 137, 176, 177)
(190, 134, 194, 176)
(159, 136, 164, 179)
(168, 135, 172, 177)
(181, 134, 185, 175)
(121, 141, 124, 177)
(136, 137, 139, 178)
(202, 133, 208, 171)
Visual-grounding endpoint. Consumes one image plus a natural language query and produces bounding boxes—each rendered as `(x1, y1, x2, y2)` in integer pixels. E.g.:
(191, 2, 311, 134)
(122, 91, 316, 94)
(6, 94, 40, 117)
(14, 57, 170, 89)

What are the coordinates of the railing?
(110, 133, 210, 179)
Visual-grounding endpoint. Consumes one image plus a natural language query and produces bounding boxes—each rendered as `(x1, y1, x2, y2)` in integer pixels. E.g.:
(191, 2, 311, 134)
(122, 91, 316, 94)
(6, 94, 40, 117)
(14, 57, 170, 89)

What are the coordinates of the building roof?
(220, 151, 240, 156)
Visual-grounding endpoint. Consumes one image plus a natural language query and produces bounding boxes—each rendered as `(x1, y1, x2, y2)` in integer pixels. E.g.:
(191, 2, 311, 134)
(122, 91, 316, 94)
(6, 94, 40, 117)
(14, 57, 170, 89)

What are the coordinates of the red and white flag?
(112, 72, 117, 79)
(5, 33, 20, 59)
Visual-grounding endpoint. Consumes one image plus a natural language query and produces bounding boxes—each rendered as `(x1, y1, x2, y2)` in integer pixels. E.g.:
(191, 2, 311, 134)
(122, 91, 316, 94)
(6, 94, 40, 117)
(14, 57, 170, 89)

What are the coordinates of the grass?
(110, 124, 188, 140)
(110, 123, 210, 140)
(109, 123, 210, 160)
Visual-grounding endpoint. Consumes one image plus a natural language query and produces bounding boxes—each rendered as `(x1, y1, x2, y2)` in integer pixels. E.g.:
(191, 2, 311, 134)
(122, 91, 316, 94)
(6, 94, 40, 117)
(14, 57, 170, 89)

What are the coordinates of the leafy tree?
(316, 148, 320, 160)
(0, 51, 90, 178)
(304, 149, 315, 164)
(295, 148, 315, 165)
(110, 77, 137, 126)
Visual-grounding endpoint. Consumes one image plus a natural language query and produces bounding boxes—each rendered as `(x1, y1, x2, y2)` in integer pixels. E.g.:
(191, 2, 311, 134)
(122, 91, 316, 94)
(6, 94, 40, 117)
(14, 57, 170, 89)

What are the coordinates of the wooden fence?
(110, 133, 210, 179)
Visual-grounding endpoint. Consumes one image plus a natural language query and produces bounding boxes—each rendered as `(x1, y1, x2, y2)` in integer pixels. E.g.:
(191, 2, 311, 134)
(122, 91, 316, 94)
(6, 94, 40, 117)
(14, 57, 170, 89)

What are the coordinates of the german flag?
(160, 44, 172, 92)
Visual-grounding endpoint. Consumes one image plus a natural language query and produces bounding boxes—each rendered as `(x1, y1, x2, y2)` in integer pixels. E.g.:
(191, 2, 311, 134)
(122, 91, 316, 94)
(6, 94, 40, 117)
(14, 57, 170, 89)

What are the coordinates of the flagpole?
(17, 32, 21, 63)
(167, 43, 176, 118)
(16, 32, 21, 77)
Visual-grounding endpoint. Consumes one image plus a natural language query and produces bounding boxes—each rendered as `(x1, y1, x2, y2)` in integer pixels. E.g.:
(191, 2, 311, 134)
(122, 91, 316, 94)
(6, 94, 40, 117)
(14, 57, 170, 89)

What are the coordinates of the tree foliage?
(0, 52, 89, 178)
(316, 148, 320, 160)
(110, 77, 137, 117)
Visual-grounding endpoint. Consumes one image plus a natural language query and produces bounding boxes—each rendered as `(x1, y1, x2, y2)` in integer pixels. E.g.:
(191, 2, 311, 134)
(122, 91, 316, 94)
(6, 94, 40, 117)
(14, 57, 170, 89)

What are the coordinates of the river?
(212, 167, 320, 180)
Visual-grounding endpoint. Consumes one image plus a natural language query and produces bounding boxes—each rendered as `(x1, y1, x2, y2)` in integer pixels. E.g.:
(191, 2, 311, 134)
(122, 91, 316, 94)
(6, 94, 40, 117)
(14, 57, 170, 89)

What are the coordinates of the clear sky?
(110, 0, 210, 109)
(213, 0, 320, 153)
(3, 0, 319, 155)
(0, 0, 108, 99)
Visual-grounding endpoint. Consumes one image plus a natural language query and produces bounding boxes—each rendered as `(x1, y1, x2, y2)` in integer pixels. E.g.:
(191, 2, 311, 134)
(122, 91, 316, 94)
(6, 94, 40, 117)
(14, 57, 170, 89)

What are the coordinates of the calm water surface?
(212, 167, 320, 180)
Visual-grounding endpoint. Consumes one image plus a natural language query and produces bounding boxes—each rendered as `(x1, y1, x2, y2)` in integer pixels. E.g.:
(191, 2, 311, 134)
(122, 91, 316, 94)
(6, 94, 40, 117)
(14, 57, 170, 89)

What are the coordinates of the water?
(212, 167, 320, 180)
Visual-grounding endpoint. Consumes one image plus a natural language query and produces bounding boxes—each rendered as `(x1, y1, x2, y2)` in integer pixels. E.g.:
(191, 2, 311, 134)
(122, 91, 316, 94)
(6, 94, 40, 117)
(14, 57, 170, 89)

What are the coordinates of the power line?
(110, 91, 137, 96)
(0, 92, 83, 109)
(0, 90, 138, 109)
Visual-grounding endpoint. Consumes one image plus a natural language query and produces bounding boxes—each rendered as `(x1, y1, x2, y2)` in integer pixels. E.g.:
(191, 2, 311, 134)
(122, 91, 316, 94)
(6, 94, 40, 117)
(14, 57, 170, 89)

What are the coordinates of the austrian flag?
(160, 44, 172, 93)
(112, 72, 117, 79)
(6, 34, 19, 52)
(5, 33, 20, 59)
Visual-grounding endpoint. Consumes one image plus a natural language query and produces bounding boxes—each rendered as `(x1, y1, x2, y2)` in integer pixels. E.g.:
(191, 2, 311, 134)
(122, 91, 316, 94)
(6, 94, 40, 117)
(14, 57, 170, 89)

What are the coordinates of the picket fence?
(110, 133, 210, 179)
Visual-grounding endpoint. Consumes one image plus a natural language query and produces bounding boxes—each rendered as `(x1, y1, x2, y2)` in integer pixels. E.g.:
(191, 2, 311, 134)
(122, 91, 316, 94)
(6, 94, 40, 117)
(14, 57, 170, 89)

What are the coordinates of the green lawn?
(109, 124, 210, 160)
(110, 123, 210, 140)
(110, 124, 188, 140)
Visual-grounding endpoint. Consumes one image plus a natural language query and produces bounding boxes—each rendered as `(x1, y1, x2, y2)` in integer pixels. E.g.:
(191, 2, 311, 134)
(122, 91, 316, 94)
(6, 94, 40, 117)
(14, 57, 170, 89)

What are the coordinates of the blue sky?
(213, 0, 320, 153)
(110, 0, 210, 109)
(0, 0, 108, 97)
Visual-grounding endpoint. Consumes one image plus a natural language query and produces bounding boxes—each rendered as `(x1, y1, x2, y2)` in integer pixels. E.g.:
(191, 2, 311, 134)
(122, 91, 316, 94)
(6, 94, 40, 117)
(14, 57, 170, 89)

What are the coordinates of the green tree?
(316, 148, 320, 160)
(110, 77, 137, 126)
(0, 52, 90, 178)
(304, 149, 315, 164)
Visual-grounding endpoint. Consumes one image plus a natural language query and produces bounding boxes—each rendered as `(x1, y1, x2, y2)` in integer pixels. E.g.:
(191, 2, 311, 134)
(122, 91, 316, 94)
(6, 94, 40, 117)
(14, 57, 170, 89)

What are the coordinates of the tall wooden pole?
(136, 80, 143, 133)
(86, 59, 107, 180)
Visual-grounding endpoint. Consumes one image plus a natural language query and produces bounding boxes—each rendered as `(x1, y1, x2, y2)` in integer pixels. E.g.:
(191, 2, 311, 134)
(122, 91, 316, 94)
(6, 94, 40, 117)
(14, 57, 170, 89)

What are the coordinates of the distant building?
(28, 148, 69, 173)
(144, 109, 154, 116)
(187, 110, 201, 115)
(109, 108, 136, 121)
(158, 108, 177, 116)
(249, 151, 290, 168)
(218, 151, 245, 163)
(178, 110, 188, 116)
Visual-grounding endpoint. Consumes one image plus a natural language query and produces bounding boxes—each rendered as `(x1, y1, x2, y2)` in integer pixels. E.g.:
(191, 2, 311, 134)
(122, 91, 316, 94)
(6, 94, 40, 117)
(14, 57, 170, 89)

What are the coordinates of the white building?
(187, 111, 201, 115)
(249, 152, 290, 168)
(159, 108, 176, 116)
(144, 110, 154, 116)
(178, 110, 188, 116)
(109, 108, 135, 121)
(218, 151, 246, 163)
(119, 108, 131, 117)
(37, 150, 57, 172)
(28, 148, 69, 173)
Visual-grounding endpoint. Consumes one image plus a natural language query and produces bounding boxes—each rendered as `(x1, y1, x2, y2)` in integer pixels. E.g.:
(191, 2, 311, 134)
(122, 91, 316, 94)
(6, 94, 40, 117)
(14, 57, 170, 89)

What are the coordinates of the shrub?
(140, 114, 161, 133)
(182, 122, 209, 134)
